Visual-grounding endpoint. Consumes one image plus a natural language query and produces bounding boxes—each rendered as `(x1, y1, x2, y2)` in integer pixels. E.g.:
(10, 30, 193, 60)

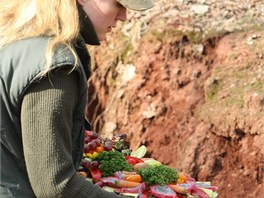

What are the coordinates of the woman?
(0, 0, 153, 197)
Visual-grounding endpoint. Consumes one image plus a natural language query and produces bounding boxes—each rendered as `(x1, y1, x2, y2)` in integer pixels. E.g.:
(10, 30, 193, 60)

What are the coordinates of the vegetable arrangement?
(138, 165, 178, 186)
(97, 151, 133, 177)
(78, 131, 219, 198)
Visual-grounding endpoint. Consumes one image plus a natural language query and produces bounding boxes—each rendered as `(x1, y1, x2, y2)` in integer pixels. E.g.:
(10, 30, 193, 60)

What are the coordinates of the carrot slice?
(169, 184, 188, 194)
(124, 175, 142, 183)
(116, 180, 141, 188)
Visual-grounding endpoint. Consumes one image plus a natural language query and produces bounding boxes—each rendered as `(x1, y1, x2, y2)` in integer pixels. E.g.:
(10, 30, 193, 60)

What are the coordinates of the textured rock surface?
(86, 1, 264, 197)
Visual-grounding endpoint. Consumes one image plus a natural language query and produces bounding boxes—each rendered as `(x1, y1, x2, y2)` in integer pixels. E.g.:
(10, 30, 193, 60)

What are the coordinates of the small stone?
(191, 4, 210, 15)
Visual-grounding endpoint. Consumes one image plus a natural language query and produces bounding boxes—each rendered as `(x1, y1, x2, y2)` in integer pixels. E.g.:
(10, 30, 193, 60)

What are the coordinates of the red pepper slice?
(125, 156, 144, 165)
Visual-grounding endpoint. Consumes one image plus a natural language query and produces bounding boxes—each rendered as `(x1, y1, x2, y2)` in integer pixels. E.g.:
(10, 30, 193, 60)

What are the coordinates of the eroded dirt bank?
(86, 1, 264, 197)
(87, 27, 264, 197)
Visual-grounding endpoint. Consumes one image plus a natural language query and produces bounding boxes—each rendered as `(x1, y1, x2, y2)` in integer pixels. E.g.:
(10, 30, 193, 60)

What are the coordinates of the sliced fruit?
(130, 145, 147, 158)
(150, 185, 177, 198)
(119, 193, 139, 198)
(115, 182, 146, 194)
(199, 188, 218, 198)
(102, 186, 115, 192)
(143, 158, 161, 166)
(90, 168, 102, 182)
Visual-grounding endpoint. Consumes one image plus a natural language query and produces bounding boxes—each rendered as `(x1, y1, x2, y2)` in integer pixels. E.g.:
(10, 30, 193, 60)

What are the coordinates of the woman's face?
(78, 0, 127, 41)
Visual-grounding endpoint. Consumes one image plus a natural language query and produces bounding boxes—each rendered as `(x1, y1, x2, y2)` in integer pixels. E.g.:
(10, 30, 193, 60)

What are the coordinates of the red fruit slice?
(150, 185, 177, 198)
(90, 168, 102, 182)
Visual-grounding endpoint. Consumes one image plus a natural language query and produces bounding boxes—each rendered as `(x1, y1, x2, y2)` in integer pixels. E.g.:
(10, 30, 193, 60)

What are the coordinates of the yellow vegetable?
(86, 151, 99, 159)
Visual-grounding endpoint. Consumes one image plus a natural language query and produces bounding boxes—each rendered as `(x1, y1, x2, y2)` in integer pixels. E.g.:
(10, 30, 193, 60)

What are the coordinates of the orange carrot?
(177, 173, 187, 184)
(95, 146, 104, 153)
(124, 174, 142, 183)
(169, 184, 188, 194)
(116, 179, 141, 188)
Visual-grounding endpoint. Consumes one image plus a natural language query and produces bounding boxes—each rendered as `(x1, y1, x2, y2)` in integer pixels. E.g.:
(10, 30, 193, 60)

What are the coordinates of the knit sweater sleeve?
(21, 68, 123, 198)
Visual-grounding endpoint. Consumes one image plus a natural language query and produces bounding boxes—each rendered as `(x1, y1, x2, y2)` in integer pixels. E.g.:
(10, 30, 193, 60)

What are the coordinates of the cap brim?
(117, 0, 154, 11)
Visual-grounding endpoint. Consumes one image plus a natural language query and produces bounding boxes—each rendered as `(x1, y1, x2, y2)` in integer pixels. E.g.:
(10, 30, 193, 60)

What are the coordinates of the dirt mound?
(86, 1, 264, 197)
(87, 28, 264, 198)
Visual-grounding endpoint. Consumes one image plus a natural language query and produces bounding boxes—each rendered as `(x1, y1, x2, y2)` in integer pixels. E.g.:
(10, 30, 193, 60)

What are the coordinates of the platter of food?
(78, 130, 218, 198)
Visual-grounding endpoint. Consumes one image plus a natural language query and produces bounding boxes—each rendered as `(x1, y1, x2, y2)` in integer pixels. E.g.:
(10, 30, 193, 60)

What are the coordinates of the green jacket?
(0, 36, 89, 196)
(1, 36, 125, 198)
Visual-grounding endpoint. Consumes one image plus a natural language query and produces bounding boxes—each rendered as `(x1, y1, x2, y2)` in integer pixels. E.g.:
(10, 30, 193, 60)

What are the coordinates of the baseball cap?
(117, 0, 154, 11)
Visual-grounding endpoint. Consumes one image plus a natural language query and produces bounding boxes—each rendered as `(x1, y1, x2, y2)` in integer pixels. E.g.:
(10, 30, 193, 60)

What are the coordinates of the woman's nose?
(117, 7, 127, 22)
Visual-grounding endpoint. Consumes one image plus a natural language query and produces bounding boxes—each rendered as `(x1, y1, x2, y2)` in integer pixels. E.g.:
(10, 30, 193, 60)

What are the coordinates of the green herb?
(97, 151, 133, 177)
(138, 165, 178, 186)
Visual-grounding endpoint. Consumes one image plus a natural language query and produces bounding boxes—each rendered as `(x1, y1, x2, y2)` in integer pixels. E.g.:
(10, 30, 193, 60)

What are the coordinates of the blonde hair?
(0, 0, 80, 75)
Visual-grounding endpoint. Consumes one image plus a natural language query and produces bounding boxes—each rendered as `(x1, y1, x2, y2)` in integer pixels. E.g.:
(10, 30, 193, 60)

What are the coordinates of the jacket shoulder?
(0, 37, 78, 108)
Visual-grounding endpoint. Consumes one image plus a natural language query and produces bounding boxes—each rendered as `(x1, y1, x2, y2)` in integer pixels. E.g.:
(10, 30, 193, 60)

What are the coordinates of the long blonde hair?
(0, 0, 80, 75)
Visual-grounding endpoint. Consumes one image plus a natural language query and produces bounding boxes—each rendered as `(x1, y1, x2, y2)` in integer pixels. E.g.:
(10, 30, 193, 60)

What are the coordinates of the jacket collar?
(78, 6, 100, 46)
